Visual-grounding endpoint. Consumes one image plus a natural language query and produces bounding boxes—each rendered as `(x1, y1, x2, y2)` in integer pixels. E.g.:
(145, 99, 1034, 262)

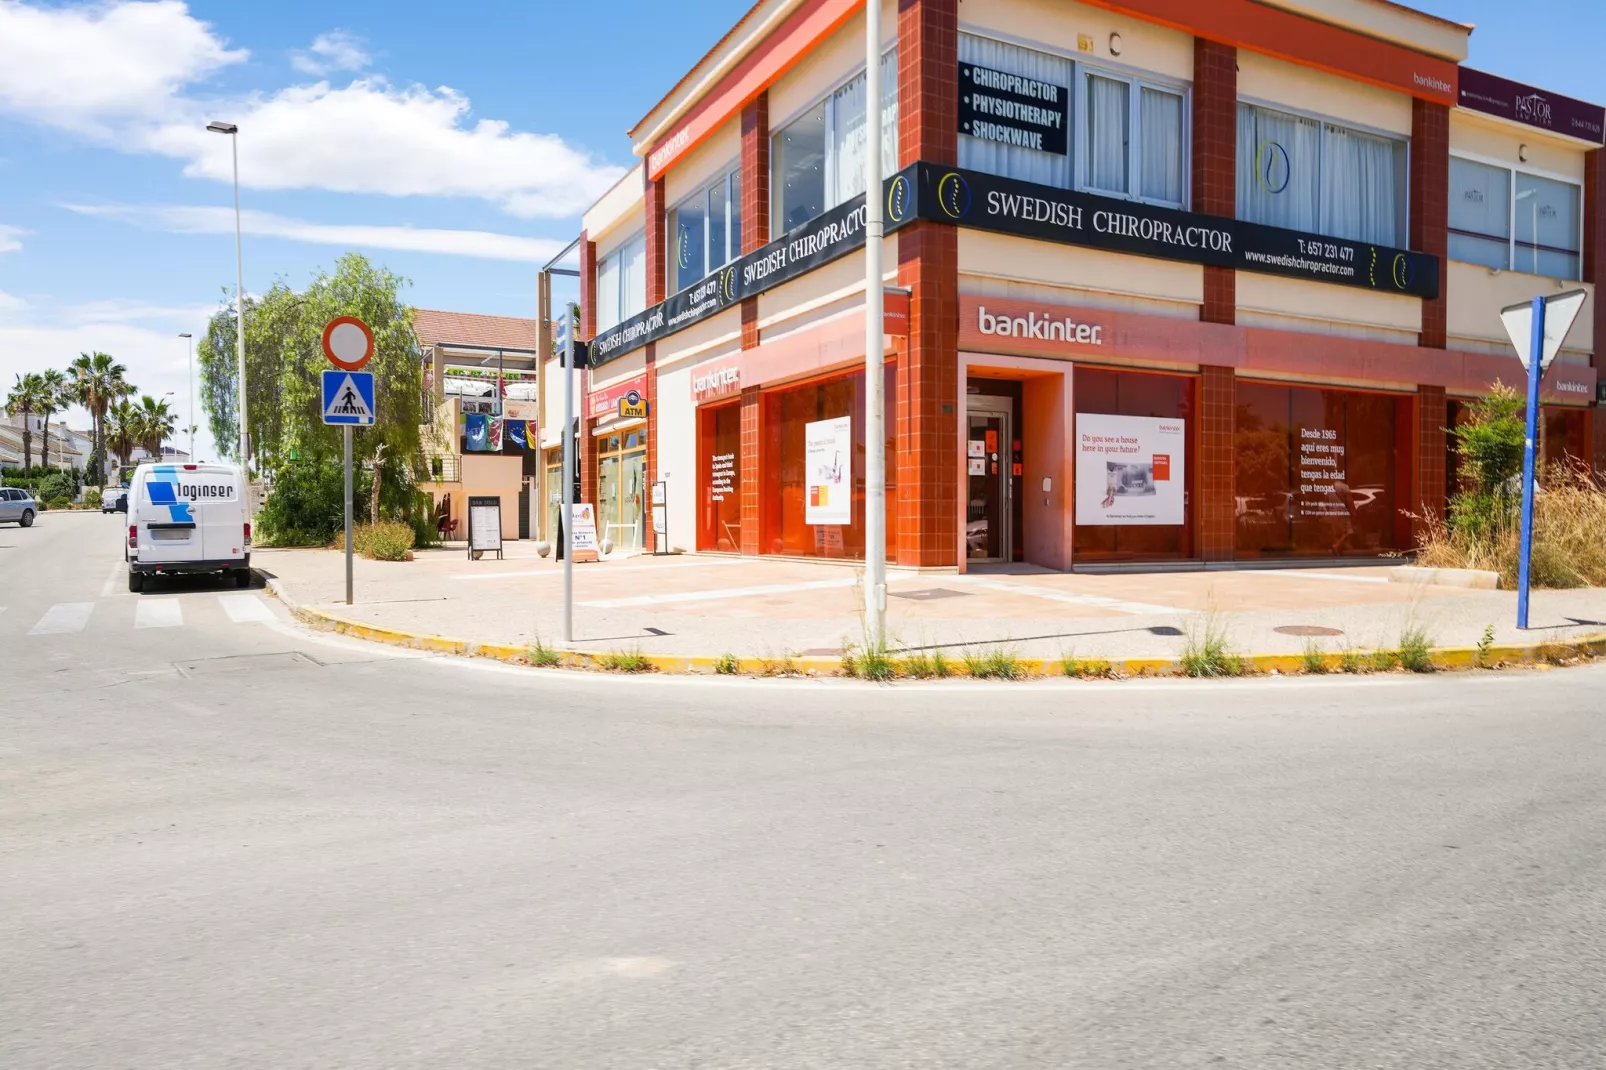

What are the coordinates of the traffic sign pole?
(344, 424, 354, 606)
(1516, 295, 1544, 630)
(318, 316, 376, 609)
(561, 306, 575, 646)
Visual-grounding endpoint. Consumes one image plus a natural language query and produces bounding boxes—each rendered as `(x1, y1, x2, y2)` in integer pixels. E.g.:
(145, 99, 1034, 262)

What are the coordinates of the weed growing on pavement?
(1338, 646, 1365, 674)
(1536, 639, 1577, 666)
(842, 640, 897, 681)
(526, 636, 563, 668)
(1059, 651, 1115, 679)
(759, 651, 800, 677)
(963, 645, 1025, 680)
(1396, 623, 1436, 673)
(1475, 625, 1497, 668)
(902, 649, 952, 679)
(714, 652, 739, 675)
(1368, 649, 1398, 672)
(1301, 640, 1329, 674)
(1179, 612, 1247, 678)
(598, 647, 654, 673)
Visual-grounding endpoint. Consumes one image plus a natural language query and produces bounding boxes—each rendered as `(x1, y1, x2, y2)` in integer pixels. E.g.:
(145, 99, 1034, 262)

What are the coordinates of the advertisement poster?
(804, 416, 852, 525)
(1074, 414, 1186, 526)
(567, 503, 600, 563)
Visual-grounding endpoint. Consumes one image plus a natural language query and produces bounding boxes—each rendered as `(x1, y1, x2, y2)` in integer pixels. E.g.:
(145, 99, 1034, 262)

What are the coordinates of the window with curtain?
(1447, 157, 1583, 279)
(595, 249, 622, 332)
(1085, 75, 1130, 195)
(1140, 87, 1184, 204)
(1078, 68, 1186, 206)
(958, 34, 1074, 188)
(595, 231, 645, 331)
(667, 168, 741, 294)
(1448, 157, 1511, 270)
(771, 49, 898, 235)
(1236, 103, 1406, 246)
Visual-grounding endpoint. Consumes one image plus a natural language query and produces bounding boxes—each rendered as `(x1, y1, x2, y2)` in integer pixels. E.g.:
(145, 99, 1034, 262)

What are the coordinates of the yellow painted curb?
(264, 580, 1606, 680)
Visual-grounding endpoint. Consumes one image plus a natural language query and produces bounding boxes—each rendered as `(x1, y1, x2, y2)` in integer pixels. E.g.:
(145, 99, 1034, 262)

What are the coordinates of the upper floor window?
(1449, 156, 1582, 280)
(1082, 71, 1186, 207)
(669, 168, 742, 295)
(959, 35, 1073, 188)
(1236, 102, 1407, 248)
(772, 49, 898, 235)
(596, 231, 646, 332)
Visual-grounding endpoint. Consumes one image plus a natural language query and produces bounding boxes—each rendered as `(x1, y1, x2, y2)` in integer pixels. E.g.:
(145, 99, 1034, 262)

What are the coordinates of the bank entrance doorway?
(597, 426, 646, 553)
(966, 399, 1012, 563)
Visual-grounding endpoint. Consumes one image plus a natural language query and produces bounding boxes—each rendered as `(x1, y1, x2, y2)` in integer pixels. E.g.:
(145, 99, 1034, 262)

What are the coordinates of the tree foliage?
(1447, 382, 1526, 541)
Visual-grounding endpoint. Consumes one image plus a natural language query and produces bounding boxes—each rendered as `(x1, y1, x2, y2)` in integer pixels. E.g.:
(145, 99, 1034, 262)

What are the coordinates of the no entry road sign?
(323, 316, 375, 371)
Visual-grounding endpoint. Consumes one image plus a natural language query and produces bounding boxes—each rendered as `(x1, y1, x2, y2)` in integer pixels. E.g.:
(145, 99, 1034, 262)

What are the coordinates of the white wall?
(654, 361, 697, 552)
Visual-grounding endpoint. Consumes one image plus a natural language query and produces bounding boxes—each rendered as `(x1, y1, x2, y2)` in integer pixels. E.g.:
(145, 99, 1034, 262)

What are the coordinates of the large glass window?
(1448, 157, 1511, 270)
(1237, 103, 1407, 247)
(595, 232, 646, 332)
(668, 169, 741, 294)
(1449, 157, 1583, 279)
(1234, 382, 1410, 557)
(959, 34, 1074, 188)
(771, 49, 898, 234)
(761, 366, 896, 560)
(1073, 369, 1195, 561)
(697, 402, 742, 552)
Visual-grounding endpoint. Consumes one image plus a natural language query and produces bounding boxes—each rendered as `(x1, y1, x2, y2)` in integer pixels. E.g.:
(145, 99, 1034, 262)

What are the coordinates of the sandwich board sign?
(567, 502, 600, 563)
(466, 494, 504, 560)
(322, 370, 377, 426)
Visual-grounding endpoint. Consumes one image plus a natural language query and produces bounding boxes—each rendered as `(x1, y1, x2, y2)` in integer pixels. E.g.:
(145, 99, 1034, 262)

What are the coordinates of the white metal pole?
(562, 304, 575, 645)
(186, 333, 195, 461)
(230, 133, 248, 482)
(862, 0, 887, 647)
(344, 424, 354, 605)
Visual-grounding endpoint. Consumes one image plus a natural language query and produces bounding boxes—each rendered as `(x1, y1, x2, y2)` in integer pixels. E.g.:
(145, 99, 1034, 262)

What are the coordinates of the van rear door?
(187, 465, 246, 563)
(135, 466, 201, 565)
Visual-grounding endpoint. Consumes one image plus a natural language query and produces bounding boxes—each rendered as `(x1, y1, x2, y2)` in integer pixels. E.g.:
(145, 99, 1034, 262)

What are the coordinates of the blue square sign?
(322, 369, 377, 426)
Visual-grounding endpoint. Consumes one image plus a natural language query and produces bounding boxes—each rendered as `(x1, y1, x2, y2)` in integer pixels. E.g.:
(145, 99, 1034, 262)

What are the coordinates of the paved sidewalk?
(255, 544, 1606, 666)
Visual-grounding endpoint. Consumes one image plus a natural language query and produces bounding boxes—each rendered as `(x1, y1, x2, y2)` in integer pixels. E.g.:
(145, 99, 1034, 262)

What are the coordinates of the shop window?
(1072, 368, 1195, 561)
(1082, 71, 1186, 206)
(669, 169, 741, 294)
(697, 403, 742, 551)
(1542, 407, 1589, 471)
(761, 366, 896, 560)
(595, 232, 646, 332)
(771, 49, 898, 234)
(1450, 157, 1583, 279)
(959, 34, 1074, 188)
(1236, 103, 1407, 247)
(1234, 382, 1409, 557)
(596, 431, 647, 553)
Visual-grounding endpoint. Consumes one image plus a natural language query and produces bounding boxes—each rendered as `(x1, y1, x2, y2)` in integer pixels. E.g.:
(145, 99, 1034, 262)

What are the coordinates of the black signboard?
(958, 62, 1069, 156)
(590, 164, 924, 367)
(911, 164, 1440, 300)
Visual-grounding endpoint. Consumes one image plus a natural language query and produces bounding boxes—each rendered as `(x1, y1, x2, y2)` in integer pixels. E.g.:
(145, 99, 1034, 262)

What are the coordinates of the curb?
(261, 575, 1606, 680)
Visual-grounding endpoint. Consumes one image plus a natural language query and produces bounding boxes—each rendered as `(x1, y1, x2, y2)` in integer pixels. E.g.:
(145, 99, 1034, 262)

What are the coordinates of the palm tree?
(5, 373, 46, 472)
(105, 399, 140, 471)
(36, 368, 69, 471)
(70, 352, 134, 487)
(133, 394, 177, 460)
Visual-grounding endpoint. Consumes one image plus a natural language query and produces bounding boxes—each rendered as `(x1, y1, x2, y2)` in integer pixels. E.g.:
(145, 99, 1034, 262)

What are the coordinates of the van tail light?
(128, 524, 137, 549)
(244, 522, 252, 547)
(183, 464, 197, 470)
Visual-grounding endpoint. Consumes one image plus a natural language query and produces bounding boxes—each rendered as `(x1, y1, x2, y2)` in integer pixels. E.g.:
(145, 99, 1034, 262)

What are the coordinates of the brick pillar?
(739, 386, 763, 555)
(1414, 384, 1448, 539)
(894, 0, 959, 568)
(741, 92, 770, 254)
(578, 233, 597, 511)
(1411, 99, 1450, 349)
(1584, 150, 1605, 477)
(1198, 364, 1235, 561)
(643, 177, 667, 541)
(1193, 38, 1237, 325)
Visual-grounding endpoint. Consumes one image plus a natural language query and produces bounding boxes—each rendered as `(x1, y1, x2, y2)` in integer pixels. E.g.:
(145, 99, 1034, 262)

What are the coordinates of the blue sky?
(0, 0, 1601, 461)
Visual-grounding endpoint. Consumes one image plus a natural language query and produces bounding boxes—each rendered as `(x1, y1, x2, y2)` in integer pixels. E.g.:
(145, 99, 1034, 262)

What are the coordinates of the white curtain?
(1322, 124, 1403, 246)
(1139, 86, 1183, 204)
(1237, 104, 1319, 232)
(595, 250, 621, 332)
(828, 49, 899, 208)
(1448, 157, 1510, 271)
(1516, 171, 1581, 279)
(958, 34, 1072, 187)
(619, 234, 646, 320)
(1085, 75, 1130, 194)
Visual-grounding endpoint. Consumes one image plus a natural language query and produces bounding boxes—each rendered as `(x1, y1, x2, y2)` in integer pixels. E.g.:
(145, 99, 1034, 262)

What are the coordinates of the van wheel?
(234, 568, 252, 588)
(20, 509, 33, 528)
(128, 570, 144, 593)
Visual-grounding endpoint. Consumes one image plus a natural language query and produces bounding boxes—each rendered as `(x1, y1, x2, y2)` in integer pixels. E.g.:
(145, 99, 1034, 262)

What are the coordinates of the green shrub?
(902, 649, 952, 678)
(257, 460, 349, 546)
(1180, 615, 1248, 678)
(83, 488, 103, 509)
(598, 647, 653, 673)
(842, 640, 896, 681)
(714, 652, 739, 675)
(43, 496, 71, 510)
(1396, 623, 1436, 673)
(37, 470, 78, 503)
(963, 645, 1024, 680)
(359, 521, 414, 561)
(1301, 640, 1328, 675)
(1475, 624, 1496, 668)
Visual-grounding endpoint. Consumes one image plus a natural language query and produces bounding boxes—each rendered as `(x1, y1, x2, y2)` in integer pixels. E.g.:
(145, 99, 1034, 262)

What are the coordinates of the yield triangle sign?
(322, 370, 376, 425)
(1501, 289, 1588, 371)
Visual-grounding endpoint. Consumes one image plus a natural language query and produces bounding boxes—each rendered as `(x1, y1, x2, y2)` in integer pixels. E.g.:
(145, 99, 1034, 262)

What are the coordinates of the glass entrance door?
(596, 428, 647, 553)
(966, 408, 1010, 562)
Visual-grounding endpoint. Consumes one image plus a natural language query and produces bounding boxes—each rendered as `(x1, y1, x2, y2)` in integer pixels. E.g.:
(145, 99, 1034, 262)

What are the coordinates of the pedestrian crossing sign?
(322, 370, 377, 426)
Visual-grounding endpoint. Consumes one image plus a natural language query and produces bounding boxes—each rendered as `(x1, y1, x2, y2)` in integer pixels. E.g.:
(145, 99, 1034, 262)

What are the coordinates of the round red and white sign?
(322, 316, 375, 371)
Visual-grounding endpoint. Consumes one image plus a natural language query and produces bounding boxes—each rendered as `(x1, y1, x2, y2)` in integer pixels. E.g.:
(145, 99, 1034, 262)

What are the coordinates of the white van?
(123, 462, 251, 592)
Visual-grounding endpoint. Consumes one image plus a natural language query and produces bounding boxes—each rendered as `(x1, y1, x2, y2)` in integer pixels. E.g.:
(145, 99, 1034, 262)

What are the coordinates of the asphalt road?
(4, 511, 1605, 1069)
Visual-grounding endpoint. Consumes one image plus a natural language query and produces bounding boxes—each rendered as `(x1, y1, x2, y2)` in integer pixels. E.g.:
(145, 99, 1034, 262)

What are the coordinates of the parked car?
(0, 486, 38, 527)
(102, 488, 127, 514)
(125, 462, 251, 592)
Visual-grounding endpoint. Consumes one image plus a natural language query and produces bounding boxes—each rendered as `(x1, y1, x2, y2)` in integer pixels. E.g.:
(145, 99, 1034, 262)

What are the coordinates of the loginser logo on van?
(174, 483, 236, 500)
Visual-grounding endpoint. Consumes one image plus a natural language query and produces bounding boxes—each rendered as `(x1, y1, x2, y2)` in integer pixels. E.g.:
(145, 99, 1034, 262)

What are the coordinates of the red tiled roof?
(412, 308, 539, 352)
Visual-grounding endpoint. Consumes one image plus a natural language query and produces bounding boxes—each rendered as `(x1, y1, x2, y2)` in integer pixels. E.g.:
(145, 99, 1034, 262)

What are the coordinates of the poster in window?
(1075, 413, 1186, 526)
(804, 415, 852, 525)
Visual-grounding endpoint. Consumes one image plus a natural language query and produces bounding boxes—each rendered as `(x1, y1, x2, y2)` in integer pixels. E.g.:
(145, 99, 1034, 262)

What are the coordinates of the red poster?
(985, 429, 998, 453)
(1152, 454, 1171, 481)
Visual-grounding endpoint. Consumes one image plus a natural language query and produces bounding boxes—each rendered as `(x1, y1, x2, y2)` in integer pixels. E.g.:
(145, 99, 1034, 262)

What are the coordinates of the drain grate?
(890, 588, 969, 602)
(1273, 625, 1345, 638)
(175, 651, 321, 677)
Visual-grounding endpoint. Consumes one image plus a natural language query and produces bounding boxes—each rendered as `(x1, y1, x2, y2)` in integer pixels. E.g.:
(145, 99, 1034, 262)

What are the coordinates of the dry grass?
(1414, 466, 1606, 589)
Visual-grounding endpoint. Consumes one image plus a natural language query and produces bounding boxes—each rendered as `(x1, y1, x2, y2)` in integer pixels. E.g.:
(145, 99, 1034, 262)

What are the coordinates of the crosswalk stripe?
(218, 594, 273, 624)
(135, 599, 184, 629)
(29, 602, 95, 635)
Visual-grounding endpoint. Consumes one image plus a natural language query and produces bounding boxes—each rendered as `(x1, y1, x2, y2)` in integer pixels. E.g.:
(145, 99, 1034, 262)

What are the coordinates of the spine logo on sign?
(1256, 140, 1291, 194)
(937, 172, 971, 219)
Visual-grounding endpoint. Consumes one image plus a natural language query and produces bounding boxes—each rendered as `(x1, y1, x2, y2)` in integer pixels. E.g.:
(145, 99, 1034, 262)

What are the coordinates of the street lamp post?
(862, 0, 887, 647)
(206, 120, 247, 479)
(178, 332, 193, 461)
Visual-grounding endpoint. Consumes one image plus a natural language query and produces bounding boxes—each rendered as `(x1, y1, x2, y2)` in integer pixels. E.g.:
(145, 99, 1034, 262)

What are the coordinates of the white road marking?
(218, 594, 274, 623)
(100, 560, 126, 598)
(29, 602, 95, 635)
(579, 576, 861, 609)
(1259, 571, 1390, 585)
(450, 558, 744, 581)
(135, 599, 184, 629)
(952, 576, 1185, 616)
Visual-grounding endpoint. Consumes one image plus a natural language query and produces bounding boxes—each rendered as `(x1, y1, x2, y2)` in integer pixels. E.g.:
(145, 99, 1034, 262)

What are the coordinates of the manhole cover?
(1273, 625, 1345, 638)
(890, 588, 969, 602)
(175, 652, 321, 677)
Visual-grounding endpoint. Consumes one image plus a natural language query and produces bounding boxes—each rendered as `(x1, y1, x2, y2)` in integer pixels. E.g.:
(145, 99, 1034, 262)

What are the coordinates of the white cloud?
(0, 288, 27, 313)
(291, 30, 370, 76)
(0, 0, 246, 133)
(0, 224, 26, 253)
(65, 202, 566, 262)
(0, 2, 625, 219)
